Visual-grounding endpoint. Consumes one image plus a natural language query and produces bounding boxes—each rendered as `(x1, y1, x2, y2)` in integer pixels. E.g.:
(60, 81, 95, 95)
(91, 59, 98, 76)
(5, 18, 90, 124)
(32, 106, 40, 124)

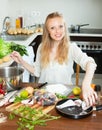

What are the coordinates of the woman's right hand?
(10, 51, 24, 64)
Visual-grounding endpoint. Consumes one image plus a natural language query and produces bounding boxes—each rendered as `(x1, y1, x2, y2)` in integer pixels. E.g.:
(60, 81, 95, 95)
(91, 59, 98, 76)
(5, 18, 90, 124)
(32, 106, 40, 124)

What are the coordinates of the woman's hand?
(10, 51, 24, 64)
(82, 84, 98, 106)
(10, 51, 35, 74)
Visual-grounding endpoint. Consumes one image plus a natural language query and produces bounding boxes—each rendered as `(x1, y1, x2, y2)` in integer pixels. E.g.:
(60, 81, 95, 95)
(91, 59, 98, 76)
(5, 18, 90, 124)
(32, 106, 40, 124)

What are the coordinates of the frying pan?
(71, 24, 89, 32)
(55, 99, 93, 119)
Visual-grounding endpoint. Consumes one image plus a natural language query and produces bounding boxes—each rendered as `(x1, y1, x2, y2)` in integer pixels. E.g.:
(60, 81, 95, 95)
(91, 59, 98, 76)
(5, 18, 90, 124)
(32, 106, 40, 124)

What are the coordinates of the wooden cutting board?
(5, 102, 55, 120)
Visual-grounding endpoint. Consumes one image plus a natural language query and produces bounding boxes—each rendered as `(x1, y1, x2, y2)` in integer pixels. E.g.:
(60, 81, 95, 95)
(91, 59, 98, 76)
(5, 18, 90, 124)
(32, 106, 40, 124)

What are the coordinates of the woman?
(10, 12, 97, 106)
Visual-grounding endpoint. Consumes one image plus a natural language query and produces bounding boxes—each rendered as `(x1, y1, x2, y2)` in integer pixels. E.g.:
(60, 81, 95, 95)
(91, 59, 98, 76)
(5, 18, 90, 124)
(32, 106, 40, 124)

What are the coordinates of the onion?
(25, 86, 34, 95)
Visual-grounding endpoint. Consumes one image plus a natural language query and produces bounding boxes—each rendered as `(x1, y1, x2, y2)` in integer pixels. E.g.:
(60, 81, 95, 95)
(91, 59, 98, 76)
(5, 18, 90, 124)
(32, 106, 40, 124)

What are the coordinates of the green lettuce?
(0, 38, 11, 58)
(0, 38, 28, 58)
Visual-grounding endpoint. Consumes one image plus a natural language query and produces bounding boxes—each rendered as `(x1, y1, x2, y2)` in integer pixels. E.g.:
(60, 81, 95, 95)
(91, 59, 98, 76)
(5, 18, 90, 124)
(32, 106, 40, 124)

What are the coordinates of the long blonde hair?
(40, 12, 70, 68)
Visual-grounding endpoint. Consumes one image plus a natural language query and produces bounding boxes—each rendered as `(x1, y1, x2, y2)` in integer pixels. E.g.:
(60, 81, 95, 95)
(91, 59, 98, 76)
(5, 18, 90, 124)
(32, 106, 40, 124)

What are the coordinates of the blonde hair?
(40, 12, 70, 68)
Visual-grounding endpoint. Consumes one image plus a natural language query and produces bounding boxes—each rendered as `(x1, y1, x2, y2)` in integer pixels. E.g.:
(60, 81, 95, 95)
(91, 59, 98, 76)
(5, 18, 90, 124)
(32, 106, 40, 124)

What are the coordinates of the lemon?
(72, 86, 81, 96)
(20, 90, 29, 98)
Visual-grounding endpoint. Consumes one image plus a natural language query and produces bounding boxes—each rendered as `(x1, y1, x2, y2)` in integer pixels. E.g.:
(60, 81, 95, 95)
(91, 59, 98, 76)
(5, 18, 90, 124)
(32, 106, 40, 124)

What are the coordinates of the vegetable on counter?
(55, 93, 68, 99)
(0, 38, 28, 59)
(9, 106, 60, 130)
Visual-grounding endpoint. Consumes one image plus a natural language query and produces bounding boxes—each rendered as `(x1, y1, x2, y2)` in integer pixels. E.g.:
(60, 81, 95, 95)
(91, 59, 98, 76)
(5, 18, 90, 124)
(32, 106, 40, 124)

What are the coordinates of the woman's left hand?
(82, 84, 98, 106)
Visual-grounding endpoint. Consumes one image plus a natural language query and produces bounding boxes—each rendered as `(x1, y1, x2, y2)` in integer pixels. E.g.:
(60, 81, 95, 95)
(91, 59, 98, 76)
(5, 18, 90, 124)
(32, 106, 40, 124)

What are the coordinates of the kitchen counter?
(68, 28, 102, 37)
(0, 82, 102, 130)
(69, 32, 102, 37)
(4, 32, 42, 46)
(68, 28, 102, 42)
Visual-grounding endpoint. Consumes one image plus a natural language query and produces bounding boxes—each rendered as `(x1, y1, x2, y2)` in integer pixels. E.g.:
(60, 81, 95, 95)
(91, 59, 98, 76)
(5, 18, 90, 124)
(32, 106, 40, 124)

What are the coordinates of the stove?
(68, 28, 102, 34)
(69, 28, 102, 51)
(70, 28, 102, 84)
(75, 42, 102, 51)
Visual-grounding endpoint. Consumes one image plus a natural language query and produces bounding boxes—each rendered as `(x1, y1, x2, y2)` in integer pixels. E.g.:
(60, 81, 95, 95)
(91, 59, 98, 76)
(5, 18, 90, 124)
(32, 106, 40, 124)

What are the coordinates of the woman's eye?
(50, 25, 64, 30)
(59, 25, 64, 28)
(50, 27, 54, 30)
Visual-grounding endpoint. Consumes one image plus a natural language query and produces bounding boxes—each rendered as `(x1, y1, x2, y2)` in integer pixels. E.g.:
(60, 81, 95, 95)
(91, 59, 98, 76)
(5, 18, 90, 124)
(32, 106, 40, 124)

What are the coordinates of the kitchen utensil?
(36, 82, 48, 88)
(93, 105, 102, 111)
(0, 66, 24, 92)
(82, 101, 102, 111)
(55, 99, 93, 119)
(71, 24, 89, 32)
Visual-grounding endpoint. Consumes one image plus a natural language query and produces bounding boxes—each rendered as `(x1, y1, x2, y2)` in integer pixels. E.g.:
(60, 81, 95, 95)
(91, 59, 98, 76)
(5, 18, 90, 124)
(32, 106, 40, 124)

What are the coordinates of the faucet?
(1, 16, 10, 35)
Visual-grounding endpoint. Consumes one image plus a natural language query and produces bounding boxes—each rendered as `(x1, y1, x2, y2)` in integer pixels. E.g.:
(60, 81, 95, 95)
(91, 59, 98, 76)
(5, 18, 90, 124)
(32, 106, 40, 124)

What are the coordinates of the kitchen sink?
(0, 34, 32, 41)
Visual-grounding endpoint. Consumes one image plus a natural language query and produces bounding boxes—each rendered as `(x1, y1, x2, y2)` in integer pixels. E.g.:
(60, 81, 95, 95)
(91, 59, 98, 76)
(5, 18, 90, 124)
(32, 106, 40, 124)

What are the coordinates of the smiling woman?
(10, 12, 97, 106)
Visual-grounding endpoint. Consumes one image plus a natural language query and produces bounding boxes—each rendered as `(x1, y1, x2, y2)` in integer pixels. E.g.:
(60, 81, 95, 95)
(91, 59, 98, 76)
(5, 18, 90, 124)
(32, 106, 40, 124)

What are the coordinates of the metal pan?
(55, 99, 93, 119)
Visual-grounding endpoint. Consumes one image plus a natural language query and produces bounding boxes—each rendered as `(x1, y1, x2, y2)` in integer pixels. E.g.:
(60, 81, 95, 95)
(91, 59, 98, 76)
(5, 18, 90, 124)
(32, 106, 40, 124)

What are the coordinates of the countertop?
(68, 28, 102, 37)
(0, 82, 102, 130)
(5, 32, 42, 46)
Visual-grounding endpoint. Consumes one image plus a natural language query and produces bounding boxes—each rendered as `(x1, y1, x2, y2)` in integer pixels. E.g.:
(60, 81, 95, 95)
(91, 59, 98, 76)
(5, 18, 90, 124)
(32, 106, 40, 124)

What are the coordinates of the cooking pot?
(71, 24, 89, 32)
(0, 66, 24, 92)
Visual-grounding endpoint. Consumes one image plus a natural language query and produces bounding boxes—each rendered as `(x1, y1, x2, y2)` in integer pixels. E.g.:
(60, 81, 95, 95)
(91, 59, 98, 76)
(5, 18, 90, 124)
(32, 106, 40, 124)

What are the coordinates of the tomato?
(0, 88, 5, 95)
(0, 83, 3, 89)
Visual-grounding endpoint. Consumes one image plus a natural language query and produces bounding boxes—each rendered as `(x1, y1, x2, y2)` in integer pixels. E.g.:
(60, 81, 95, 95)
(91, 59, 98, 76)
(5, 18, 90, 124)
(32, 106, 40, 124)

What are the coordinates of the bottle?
(19, 17, 23, 28)
(16, 18, 21, 28)
(95, 85, 101, 105)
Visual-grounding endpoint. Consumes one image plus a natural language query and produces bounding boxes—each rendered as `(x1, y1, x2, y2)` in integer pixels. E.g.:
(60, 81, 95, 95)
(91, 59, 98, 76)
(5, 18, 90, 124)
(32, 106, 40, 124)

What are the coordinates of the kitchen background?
(0, 0, 102, 31)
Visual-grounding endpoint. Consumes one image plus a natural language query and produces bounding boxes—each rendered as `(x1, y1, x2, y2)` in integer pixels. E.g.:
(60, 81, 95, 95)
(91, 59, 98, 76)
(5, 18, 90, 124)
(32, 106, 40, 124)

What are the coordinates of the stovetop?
(68, 28, 102, 36)
(69, 28, 102, 51)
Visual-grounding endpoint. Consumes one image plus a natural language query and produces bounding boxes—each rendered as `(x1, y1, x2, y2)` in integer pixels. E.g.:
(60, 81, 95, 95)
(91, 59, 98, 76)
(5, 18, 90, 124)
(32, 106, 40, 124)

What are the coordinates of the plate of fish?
(55, 99, 93, 119)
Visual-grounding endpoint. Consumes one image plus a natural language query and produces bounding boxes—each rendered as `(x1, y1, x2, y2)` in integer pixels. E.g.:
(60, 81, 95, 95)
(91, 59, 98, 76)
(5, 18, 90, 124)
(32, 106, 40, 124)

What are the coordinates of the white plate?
(45, 84, 72, 96)
(0, 59, 14, 68)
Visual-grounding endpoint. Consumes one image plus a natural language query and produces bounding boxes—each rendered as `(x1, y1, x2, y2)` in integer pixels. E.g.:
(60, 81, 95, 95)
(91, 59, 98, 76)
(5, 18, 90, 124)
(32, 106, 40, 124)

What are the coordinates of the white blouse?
(33, 42, 96, 84)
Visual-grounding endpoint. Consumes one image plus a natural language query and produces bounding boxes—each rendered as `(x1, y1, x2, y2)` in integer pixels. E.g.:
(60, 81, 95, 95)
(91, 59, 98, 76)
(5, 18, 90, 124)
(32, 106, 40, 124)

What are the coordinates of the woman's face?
(47, 17, 65, 42)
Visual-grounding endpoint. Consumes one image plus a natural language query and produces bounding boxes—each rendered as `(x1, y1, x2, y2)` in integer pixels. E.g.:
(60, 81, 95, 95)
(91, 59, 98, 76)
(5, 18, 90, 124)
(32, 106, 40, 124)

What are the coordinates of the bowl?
(0, 66, 24, 92)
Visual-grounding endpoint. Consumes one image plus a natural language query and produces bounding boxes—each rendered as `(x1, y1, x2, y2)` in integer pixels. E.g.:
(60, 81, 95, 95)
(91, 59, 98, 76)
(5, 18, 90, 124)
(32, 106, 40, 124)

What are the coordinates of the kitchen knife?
(36, 82, 48, 89)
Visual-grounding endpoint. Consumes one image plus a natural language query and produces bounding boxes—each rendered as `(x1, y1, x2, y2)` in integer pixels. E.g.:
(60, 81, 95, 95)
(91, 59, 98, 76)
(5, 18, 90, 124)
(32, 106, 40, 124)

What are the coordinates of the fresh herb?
(10, 42, 28, 56)
(14, 95, 29, 103)
(9, 106, 60, 130)
(9, 113, 15, 120)
(55, 93, 68, 99)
